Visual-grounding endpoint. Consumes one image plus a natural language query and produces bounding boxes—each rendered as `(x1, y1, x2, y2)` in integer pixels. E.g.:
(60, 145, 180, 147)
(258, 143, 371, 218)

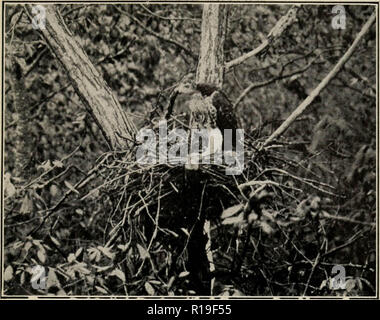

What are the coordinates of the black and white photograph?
(1, 1, 378, 301)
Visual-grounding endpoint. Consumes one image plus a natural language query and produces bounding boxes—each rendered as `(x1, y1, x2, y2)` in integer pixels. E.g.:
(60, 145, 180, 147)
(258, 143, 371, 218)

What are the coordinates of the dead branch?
(263, 12, 376, 148)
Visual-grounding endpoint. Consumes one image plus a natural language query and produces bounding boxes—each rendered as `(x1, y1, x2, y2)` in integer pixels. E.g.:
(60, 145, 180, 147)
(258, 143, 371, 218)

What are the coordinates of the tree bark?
(196, 4, 228, 88)
(24, 4, 137, 150)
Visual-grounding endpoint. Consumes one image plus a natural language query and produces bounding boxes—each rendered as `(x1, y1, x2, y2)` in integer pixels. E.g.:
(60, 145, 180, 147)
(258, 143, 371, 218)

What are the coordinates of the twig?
(322, 230, 366, 258)
(225, 5, 300, 70)
(303, 239, 325, 295)
(233, 57, 317, 110)
(320, 211, 375, 227)
(113, 5, 197, 59)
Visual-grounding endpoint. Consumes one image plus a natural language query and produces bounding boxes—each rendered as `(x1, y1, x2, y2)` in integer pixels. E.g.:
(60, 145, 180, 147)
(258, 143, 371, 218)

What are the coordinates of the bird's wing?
(211, 90, 238, 131)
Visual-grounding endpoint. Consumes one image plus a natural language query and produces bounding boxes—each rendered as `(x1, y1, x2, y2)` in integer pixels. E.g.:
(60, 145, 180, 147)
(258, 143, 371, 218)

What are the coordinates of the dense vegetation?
(3, 4, 376, 296)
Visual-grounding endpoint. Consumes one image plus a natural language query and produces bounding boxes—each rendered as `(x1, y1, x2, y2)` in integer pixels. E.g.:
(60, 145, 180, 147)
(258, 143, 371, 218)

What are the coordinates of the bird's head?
(174, 72, 219, 96)
(175, 73, 198, 94)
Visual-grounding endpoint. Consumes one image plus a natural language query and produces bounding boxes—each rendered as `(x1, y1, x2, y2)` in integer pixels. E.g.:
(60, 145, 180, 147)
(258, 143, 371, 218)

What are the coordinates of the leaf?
(260, 221, 275, 235)
(87, 248, 101, 262)
(180, 228, 190, 237)
(4, 265, 13, 282)
(49, 184, 59, 198)
(178, 271, 190, 278)
(67, 253, 76, 263)
(75, 209, 84, 215)
(73, 262, 91, 275)
(109, 269, 126, 282)
(64, 180, 80, 194)
(136, 244, 149, 260)
(50, 236, 61, 247)
(221, 204, 243, 219)
(95, 286, 108, 294)
(37, 249, 46, 264)
(144, 282, 155, 295)
(75, 248, 83, 258)
(117, 244, 128, 251)
(4, 173, 16, 198)
(345, 279, 356, 292)
(37, 160, 52, 172)
(247, 212, 259, 223)
(20, 271, 26, 285)
(46, 269, 61, 289)
(93, 265, 113, 272)
(24, 241, 33, 252)
(167, 276, 175, 289)
(52, 160, 64, 168)
(56, 289, 66, 295)
(222, 212, 244, 225)
(97, 246, 115, 260)
(20, 195, 33, 214)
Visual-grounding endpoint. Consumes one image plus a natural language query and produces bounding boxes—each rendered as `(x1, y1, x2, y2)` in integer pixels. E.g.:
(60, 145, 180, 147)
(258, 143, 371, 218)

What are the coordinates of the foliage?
(3, 4, 376, 296)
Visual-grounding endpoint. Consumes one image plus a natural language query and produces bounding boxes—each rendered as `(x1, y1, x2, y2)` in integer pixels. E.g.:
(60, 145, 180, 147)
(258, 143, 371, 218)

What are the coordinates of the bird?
(167, 73, 238, 155)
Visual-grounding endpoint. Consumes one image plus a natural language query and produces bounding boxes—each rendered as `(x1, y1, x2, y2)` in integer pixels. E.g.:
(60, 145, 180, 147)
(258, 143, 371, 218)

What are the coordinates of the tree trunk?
(185, 4, 228, 295)
(24, 4, 137, 150)
(196, 4, 228, 88)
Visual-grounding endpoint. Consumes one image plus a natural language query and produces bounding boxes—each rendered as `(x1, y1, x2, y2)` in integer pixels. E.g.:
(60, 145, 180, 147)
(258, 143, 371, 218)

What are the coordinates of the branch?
(225, 5, 300, 70)
(233, 57, 317, 109)
(262, 12, 376, 148)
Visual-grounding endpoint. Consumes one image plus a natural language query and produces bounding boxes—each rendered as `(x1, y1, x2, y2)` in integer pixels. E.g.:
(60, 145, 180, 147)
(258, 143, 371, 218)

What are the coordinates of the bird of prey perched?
(166, 73, 238, 154)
